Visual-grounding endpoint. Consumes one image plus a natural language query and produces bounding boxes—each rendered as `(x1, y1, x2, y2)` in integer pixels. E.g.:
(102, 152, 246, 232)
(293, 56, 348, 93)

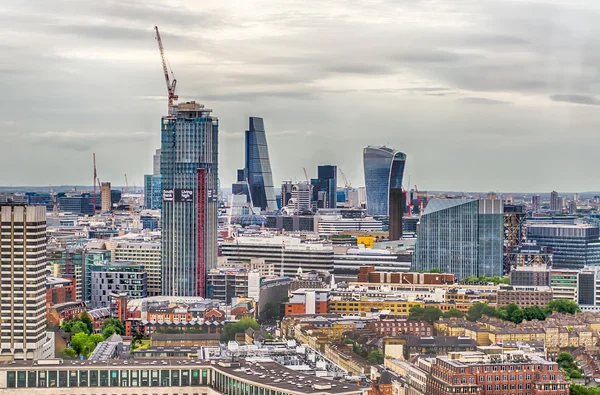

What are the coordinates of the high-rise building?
(550, 190, 560, 211)
(244, 117, 276, 212)
(569, 200, 577, 214)
(311, 165, 337, 209)
(161, 101, 218, 297)
(144, 148, 162, 210)
(281, 181, 294, 208)
(113, 241, 161, 297)
(531, 194, 540, 212)
(363, 145, 406, 217)
(100, 182, 111, 212)
(0, 205, 47, 360)
(413, 198, 504, 279)
(288, 182, 312, 214)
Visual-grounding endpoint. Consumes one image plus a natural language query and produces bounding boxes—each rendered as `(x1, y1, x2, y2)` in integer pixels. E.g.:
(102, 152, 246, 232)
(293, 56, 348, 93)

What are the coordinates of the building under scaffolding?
(503, 204, 527, 274)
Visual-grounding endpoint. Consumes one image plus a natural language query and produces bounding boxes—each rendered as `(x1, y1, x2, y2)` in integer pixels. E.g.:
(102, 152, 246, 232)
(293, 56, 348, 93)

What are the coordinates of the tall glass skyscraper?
(161, 101, 219, 297)
(311, 165, 337, 209)
(144, 148, 162, 210)
(363, 146, 406, 216)
(245, 117, 276, 212)
(413, 198, 504, 279)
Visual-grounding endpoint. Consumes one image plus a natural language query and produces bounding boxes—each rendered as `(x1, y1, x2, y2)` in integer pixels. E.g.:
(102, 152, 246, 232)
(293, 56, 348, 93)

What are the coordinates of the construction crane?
(415, 184, 424, 214)
(154, 26, 178, 115)
(124, 174, 133, 214)
(93, 153, 98, 216)
(303, 167, 310, 184)
(338, 168, 351, 204)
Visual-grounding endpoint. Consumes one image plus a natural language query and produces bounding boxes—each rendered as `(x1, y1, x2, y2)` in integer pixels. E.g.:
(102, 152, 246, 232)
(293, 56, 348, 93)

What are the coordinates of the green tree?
(546, 300, 580, 315)
(442, 309, 466, 319)
(71, 320, 90, 335)
(422, 306, 443, 324)
(408, 306, 425, 321)
(556, 352, 575, 371)
(71, 332, 89, 355)
(220, 318, 260, 342)
(61, 320, 74, 333)
(502, 304, 524, 324)
(426, 268, 443, 273)
(523, 305, 546, 321)
(101, 318, 125, 339)
(61, 347, 77, 359)
(79, 313, 94, 334)
(367, 350, 385, 364)
(467, 302, 498, 322)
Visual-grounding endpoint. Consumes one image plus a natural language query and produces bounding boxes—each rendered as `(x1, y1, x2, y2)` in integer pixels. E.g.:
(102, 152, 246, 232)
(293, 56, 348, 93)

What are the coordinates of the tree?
(502, 304, 524, 324)
(426, 268, 443, 273)
(61, 347, 77, 359)
(71, 332, 89, 355)
(102, 318, 125, 339)
(71, 320, 90, 335)
(557, 351, 583, 379)
(546, 300, 580, 315)
(442, 309, 466, 319)
(220, 318, 260, 342)
(368, 350, 385, 364)
(422, 306, 443, 324)
(261, 302, 281, 322)
(523, 305, 546, 321)
(79, 313, 94, 334)
(408, 306, 425, 321)
(467, 302, 498, 322)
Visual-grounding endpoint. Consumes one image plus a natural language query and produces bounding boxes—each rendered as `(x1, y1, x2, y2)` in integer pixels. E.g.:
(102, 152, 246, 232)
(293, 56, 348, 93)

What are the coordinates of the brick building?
(366, 319, 433, 337)
(285, 289, 329, 316)
(46, 277, 76, 307)
(427, 352, 569, 395)
(497, 286, 553, 307)
(357, 266, 455, 284)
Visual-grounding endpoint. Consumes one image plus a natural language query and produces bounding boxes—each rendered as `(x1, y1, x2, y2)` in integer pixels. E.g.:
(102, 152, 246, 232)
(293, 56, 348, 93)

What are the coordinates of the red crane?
(93, 153, 97, 216)
(154, 26, 178, 115)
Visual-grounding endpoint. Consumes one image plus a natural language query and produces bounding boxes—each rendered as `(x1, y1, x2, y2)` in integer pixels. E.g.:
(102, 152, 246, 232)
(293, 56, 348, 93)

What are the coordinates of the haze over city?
(1, 0, 600, 191)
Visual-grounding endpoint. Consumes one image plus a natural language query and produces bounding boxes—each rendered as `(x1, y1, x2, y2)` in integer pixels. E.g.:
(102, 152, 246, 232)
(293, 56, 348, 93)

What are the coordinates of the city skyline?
(2, 1, 600, 191)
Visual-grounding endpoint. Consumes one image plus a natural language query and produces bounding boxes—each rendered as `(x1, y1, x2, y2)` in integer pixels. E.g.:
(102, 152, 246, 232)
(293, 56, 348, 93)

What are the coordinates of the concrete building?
(550, 269, 579, 301)
(100, 182, 111, 212)
(285, 289, 330, 316)
(265, 215, 314, 232)
(285, 182, 312, 214)
(90, 261, 147, 308)
(161, 101, 219, 297)
(333, 247, 413, 281)
(413, 199, 504, 279)
(220, 236, 334, 278)
(0, 205, 47, 360)
(206, 268, 260, 304)
(314, 209, 382, 234)
(527, 224, 600, 269)
(550, 190, 560, 211)
(510, 265, 551, 286)
(113, 241, 161, 297)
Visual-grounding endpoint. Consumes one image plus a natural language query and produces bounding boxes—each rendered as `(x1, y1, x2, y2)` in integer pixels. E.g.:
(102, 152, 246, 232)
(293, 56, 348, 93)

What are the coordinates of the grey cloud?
(324, 64, 394, 75)
(550, 94, 600, 106)
(458, 97, 509, 105)
(201, 91, 313, 102)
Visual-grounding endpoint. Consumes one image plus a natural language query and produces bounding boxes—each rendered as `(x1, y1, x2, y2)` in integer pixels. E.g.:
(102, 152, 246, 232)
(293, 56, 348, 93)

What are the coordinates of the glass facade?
(161, 102, 219, 297)
(413, 199, 504, 279)
(245, 117, 277, 212)
(144, 174, 162, 210)
(527, 225, 600, 269)
(363, 146, 406, 216)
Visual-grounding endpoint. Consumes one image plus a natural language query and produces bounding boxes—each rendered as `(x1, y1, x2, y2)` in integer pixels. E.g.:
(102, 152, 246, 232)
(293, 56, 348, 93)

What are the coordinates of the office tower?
(58, 193, 94, 215)
(100, 182, 111, 212)
(569, 200, 577, 215)
(388, 188, 405, 241)
(363, 146, 406, 216)
(574, 193, 579, 202)
(90, 262, 147, 308)
(144, 148, 162, 210)
(413, 199, 504, 279)
(0, 205, 47, 360)
(550, 190, 560, 211)
(161, 101, 218, 297)
(311, 165, 337, 209)
(281, 181, 294, 208)
(531, 195, 540, 212)
(527, 224, 600, 269)
(244, 117, 276, 212)
(289, 182, 312, 214)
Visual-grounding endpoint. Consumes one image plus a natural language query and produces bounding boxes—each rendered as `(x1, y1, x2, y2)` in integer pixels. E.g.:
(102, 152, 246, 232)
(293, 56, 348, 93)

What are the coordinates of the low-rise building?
(497, 286, 553, 307)
(366, 319, 433, 337)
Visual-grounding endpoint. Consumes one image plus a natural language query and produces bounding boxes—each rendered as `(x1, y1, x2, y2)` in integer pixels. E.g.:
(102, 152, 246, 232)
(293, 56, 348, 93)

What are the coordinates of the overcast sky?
(2, 0, 600, 192)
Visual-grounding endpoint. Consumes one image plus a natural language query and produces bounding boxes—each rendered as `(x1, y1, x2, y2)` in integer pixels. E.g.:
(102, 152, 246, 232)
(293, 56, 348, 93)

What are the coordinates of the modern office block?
(311, 165, 337, 209)
(0, 205, 47, 360)
(363, 146, 406, 216)
(413, 199, 504, 279)
(527, 224, 600, 269)
(244, 117, 276, 212)
(114, 241, 161, 297)
(161, 101, 219, 297)
(144, 174, 162, 210)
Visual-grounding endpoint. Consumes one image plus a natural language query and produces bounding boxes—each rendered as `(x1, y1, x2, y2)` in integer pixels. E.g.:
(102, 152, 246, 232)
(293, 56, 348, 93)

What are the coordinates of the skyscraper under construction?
(161, 101, 219, 297)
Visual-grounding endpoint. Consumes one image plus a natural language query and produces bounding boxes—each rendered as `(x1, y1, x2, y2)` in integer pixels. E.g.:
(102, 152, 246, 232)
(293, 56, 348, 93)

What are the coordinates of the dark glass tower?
(311, 165, 337, 209)
(161, 101, 219, 297)
(363, 146, 406, 216)
(245, 117, 276, 212)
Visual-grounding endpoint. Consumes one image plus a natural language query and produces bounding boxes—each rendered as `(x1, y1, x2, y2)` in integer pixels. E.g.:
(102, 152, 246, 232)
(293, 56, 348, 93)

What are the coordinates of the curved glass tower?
(246, 117, 277, 212)
(363, 146, 406, 216)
